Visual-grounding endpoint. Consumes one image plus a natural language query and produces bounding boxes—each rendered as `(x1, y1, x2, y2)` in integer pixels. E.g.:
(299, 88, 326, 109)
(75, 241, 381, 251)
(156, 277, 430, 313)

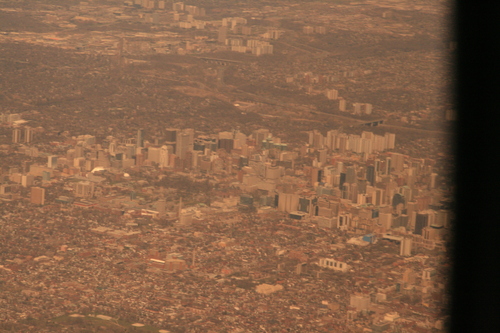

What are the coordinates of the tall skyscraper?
(400, 238, 412, 256)
(176, 128, 194, 160)
(159, 145, 169, 168)
(48, 155, 58, 168)
(366, 165, 375, 186)
(137, 129, 145, 148)
(165, 128, 179, 152)
(12, 128, 21, 143)
(415, 213, 429, 235)
(24, 127, 33, 143)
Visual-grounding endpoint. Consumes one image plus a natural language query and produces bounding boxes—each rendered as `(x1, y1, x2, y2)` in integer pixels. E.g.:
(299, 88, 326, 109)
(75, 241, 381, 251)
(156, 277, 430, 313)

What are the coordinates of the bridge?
(194, 56, 244, 66)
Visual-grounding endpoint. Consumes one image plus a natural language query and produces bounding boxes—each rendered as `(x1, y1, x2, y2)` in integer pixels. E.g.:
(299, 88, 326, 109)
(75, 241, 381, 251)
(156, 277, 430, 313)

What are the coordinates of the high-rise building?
(325, 89, 338, 100)
(48, 155, 58, 168)
(366, 165, 375, 186)
(218, 138, 234, 153)
(400, 238, 412, 256)
(414, 213, 429, 235)
(12, 128, 21, 143)
(307, 130, 324, 149)
(75, 181, 95, 198)
(21, 175, 34, 187)
(137, 129, 144, 148)
(31, 187, 45, 205)
(384, 133, 396, 150)
(338, 214, 350, 230)
(24, 127, 34, 143)
(176, 129, 194, 160)
(74, 145, 85, 158)
(148, 147, 161, 164)
(253, 129, 270, 146)
(346, 166, 356, 184)
(339, 98, 346, 112)
(385, 157, 391, 175)
(390, 152, 405, 172)
(379, 212, 393, 230)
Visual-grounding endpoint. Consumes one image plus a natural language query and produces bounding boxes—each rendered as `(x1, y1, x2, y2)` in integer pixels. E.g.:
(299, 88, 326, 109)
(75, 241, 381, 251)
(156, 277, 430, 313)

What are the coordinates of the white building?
(319, 258, 350, 272)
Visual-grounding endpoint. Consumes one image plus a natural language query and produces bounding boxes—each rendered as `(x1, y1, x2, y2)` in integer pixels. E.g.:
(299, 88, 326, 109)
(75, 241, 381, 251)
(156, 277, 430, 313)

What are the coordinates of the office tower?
(176, 129, 194, 160)
(390, 152, 405, 172)
(31, 187, 45, 205)
(48, 155, 58, 168)
(165, 128, 178, 142)
(12, 128, 21, 143)
(277, 192, 299, 213)
(339, 172, 346, 189)
(366, 165, 375, 186)
(75, 145, 85, 158)
(148, 147, 161, 163)
(124, 144, 136, 159)
(21, 175, 34, 187)
(379, 212, 392, 230)
(135, 153, 145, 166)
(400, 238, 412, 256)
(414, 213, 429, 235)
(310, 167, 322, 184)
(75, 181, 95, 198)
(218, 26, 228, 44)
(233, 132, 247, 149)
(218, 138, 234, 153)
(338, 214, 350, 230)
(24, 127, 33, 143)
(436, 209, 450, 228)
(165, 128, 179, 152)
(137, 129, 144, 148)
(253, 129, 270, 146)
(108, 141, 117, 155)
